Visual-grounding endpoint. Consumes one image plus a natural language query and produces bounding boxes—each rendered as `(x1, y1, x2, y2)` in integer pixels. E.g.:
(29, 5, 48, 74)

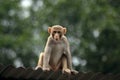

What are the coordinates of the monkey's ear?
(63, 28, 67, 34)
(48, 27, 52, 34)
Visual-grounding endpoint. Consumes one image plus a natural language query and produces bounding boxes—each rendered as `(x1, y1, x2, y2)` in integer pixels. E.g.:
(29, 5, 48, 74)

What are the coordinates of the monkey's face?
(48, 25, 67, 41)
(52, 30, 62, 41)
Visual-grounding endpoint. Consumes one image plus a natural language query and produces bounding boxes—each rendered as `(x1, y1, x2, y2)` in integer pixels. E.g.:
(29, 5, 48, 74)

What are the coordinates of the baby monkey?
(35, 25, 78, 74)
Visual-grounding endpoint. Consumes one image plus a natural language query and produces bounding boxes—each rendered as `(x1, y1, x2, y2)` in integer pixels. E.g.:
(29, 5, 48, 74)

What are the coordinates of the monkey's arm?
(66, 45, 72, 70)
(63, 36, 72, 70)
(43, 37, 52, 69)
(64, 37, 79, 74)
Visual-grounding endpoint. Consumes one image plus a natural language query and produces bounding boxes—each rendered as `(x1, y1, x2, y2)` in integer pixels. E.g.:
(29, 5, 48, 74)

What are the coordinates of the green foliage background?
(0, 0, 120, 73)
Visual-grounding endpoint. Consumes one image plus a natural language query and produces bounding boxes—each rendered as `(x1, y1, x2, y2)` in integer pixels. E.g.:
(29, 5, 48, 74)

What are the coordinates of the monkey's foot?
(43, 67, 50, 71)
(62, 68, 71, 74)
(71, 70, 78, 74)
(35, 66, 42, 70)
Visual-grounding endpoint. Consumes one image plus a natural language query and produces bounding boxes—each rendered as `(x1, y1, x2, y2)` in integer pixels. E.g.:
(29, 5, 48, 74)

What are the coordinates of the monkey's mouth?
(55, 39, 59, 41)
(55, 38, 60, 41)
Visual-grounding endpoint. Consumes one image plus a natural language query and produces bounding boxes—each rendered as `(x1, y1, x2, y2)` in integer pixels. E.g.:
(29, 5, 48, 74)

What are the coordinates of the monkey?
(35, 25, 78, 74)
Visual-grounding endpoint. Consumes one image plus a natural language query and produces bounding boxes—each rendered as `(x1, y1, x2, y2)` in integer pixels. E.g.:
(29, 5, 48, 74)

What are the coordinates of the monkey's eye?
(57, 31, 61, 34)
(53, 31, 57, 33)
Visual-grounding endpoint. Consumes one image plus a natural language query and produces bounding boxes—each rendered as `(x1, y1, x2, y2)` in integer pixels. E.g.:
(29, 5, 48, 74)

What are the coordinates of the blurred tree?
(0, 0, 37, 67)
(0, 0, 120, 73)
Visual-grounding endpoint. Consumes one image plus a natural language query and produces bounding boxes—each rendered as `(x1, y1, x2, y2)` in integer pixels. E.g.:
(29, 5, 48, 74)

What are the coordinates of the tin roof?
(0, 64, 120, 80)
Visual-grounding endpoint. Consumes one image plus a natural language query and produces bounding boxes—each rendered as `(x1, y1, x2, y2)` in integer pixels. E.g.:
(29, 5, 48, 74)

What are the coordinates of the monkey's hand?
(62, 68, 71, 74)
(43, 67, 50, 71)
(35, 66, 42, 70)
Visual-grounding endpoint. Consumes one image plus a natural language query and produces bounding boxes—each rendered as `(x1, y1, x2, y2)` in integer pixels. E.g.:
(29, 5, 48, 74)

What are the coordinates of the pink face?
(48, 25, 67, 41)
(51, 27, 62, 41)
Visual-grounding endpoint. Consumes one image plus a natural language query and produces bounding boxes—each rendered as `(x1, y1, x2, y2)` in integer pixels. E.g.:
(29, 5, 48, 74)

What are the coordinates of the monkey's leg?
(54, 60, 62, 71)
(35, 52, 44, 69)
(62, 56, 71, 74)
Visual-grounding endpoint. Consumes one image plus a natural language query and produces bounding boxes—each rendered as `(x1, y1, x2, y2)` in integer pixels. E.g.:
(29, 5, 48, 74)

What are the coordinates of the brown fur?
(35, 25, 78, 74)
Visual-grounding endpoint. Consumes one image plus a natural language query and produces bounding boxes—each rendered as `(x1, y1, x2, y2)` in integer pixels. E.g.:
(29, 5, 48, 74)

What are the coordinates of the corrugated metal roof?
(0, 64, 120, 80)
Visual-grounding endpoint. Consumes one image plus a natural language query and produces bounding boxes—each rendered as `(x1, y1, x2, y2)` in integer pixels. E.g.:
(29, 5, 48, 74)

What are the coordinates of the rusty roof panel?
(0, 65, 15, 77)
(46, 70, 62, 80)
(25, 68, 42, 79)
(88, 72, 104, 80)
(113, 73, 120, 80)
(0, 64, 4, 71)
(0, 64, 119, 80)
